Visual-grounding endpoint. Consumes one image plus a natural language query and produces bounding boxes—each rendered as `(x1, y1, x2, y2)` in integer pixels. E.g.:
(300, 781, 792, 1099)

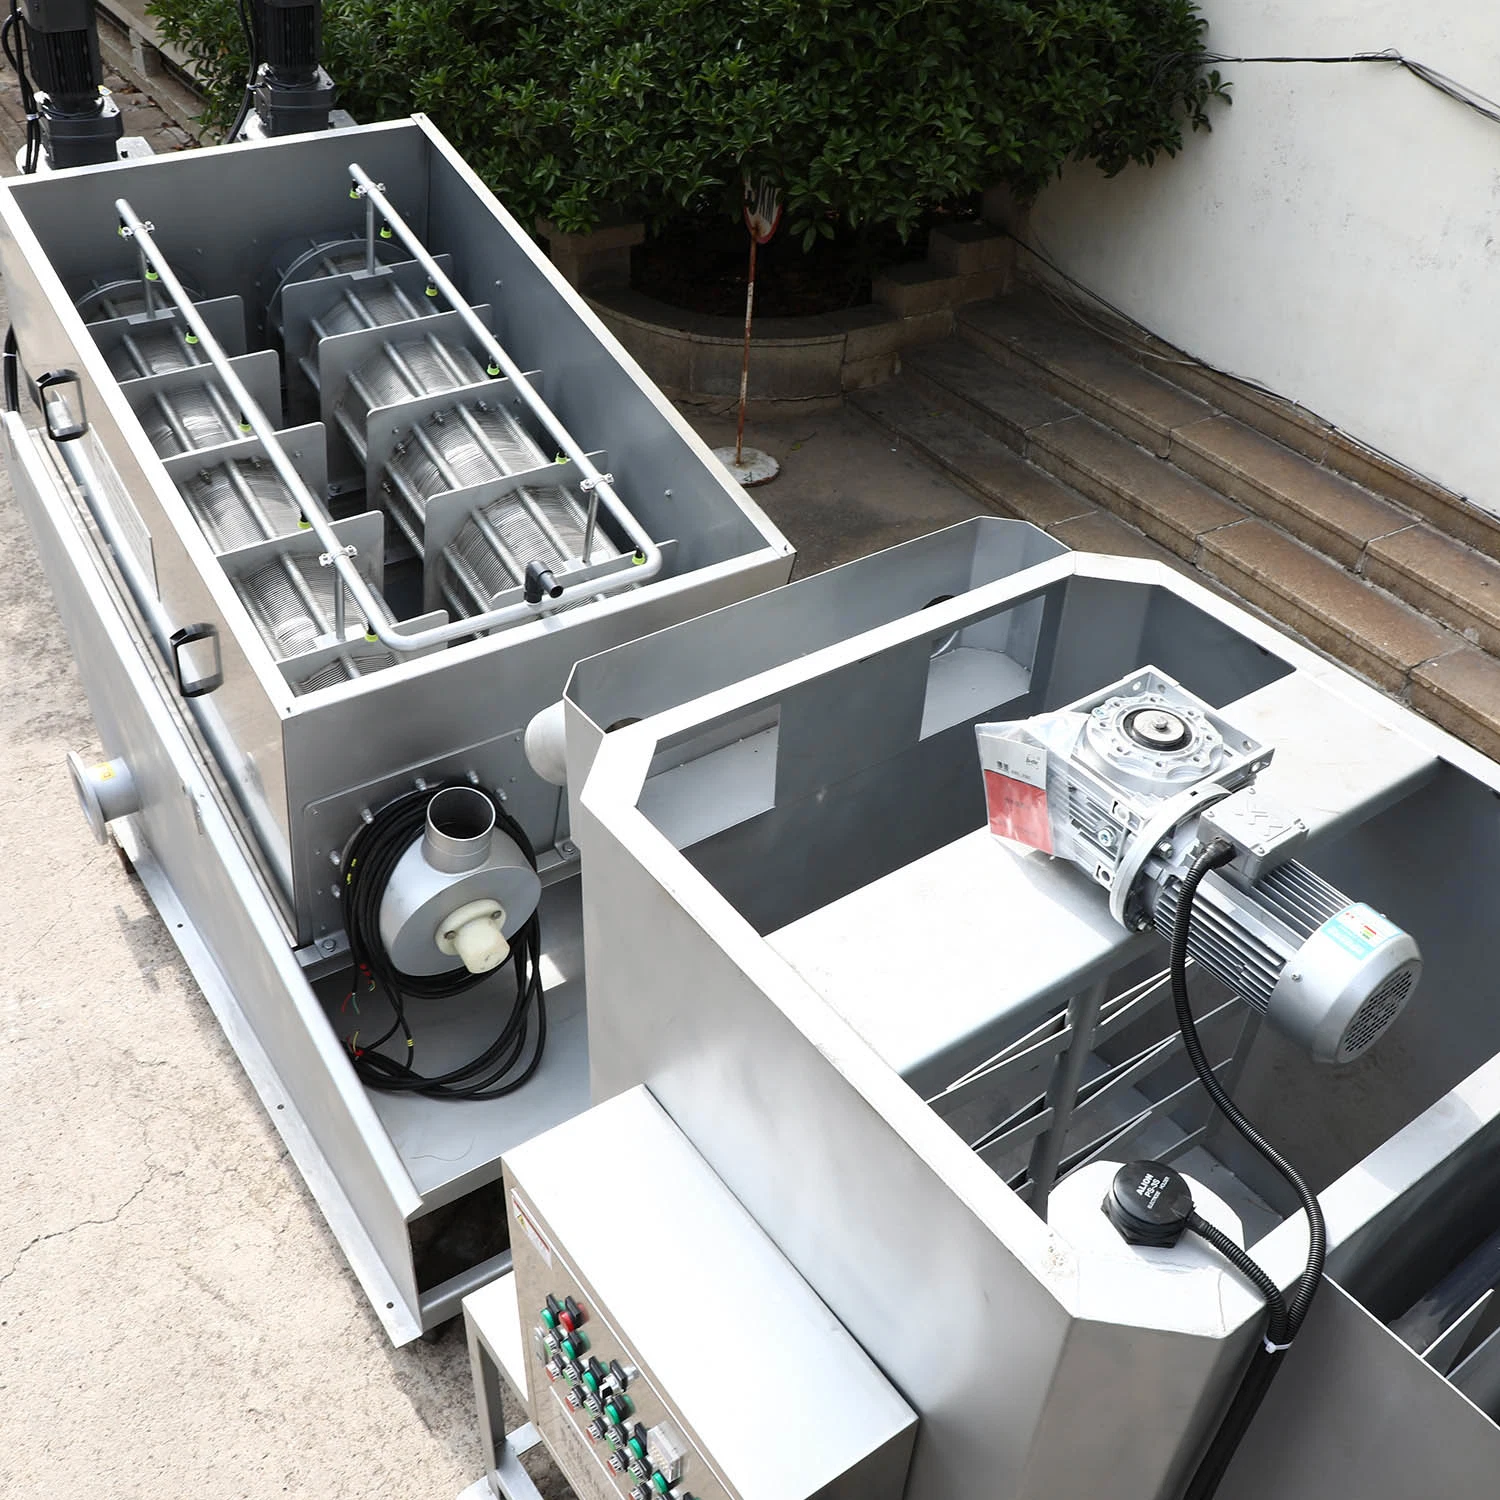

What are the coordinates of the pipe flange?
(1109, 779, 1236, 930)
(66, 751, 140, 844)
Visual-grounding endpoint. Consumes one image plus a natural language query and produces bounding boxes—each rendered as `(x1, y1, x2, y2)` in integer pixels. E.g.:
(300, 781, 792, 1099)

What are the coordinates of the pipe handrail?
(346, 164, 660, 569)
(112, 194, 661, 657)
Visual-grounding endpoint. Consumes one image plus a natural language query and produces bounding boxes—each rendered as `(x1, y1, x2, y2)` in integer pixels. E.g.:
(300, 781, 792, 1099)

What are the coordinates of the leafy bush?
(154, 0, 1227, 246)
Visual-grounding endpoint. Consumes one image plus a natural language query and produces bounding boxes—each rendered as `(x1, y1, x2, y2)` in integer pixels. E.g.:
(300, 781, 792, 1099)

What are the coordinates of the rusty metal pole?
(713, 175, 783, 486)
(735, 234, 759, 467)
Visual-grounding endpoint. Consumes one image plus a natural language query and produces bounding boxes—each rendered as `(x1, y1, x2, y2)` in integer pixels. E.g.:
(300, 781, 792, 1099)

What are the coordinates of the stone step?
(1070, 296, 1500, 565)
(1411, 649, 1500, 762)
(1365, 524, 1500, 655)
(929, 223, 1014, 278)
(852, 376, 1201, 576)
(957, 293, 1500, 666)
(1027, 414, 1245, 563)
(873, 262, 1009, 319)
(858, 358, 1474, 723)
(901, 341, 1073, 454)
(848, 380, 1097, 532)
(1045, 508, 1185, 569)
(862, 340, 1492, 737)
(1198, 521, 1459, 694)
(1170, 415, 1413, 570)
(961, 292, 1419, 571)
(959, 295, 1214, 457)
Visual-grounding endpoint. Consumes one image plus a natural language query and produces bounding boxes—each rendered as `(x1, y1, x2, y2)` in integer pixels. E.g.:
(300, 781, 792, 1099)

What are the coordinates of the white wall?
(1027, 4, 1500, 511)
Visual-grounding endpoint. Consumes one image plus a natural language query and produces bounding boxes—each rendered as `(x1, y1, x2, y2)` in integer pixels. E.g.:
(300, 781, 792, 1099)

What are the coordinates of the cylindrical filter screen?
(336, 335, 487, 465)
(445, 483, 619, 616)
(77, 277, 204, 324)
(266, 235, 406, 342)
(294, 644, 396, 694)
(179, 459, 303, 552)
(384, 400, 544, 509)
(236, 552, 367, 659)
(140, 380, 242, 457)
(106, 325, 206, 381)
(312, 279, 423, 341)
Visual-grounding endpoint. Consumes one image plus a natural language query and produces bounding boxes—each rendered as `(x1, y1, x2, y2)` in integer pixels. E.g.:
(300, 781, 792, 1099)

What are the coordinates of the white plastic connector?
(435, 898, 509, 974)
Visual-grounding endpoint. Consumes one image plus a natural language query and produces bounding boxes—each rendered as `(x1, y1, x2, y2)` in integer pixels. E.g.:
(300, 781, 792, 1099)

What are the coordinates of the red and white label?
(511, 1188, 554, 1267)
(979, 734, 1053, 854)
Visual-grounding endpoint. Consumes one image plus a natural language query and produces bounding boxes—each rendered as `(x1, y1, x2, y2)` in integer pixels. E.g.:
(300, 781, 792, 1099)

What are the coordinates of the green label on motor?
(1321, 903, 1398, 960)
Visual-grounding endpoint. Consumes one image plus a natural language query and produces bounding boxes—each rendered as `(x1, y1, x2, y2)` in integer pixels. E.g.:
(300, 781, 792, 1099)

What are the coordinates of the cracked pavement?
(0, 300, 480, 1498)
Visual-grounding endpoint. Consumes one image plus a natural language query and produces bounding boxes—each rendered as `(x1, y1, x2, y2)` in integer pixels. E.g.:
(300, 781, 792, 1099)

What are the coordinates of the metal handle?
(35, 368, 88, 442)
(169, 621, 223, 697)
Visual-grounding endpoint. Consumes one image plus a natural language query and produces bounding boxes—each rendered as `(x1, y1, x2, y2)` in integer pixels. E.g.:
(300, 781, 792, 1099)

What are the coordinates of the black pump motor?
(249, 0, 335, 137)
(19, 0, 122, 167)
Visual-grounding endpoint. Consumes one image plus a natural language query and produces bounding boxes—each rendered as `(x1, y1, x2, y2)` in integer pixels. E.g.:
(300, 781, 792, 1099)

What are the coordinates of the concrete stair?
(851, 287, 1500, 757)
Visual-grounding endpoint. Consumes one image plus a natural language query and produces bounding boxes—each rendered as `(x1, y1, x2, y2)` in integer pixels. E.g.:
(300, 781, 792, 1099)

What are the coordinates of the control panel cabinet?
(503, 1088, 916, 1500)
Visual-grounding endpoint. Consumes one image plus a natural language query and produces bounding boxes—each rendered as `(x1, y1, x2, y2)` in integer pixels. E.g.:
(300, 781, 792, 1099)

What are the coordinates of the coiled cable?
(339, 783, 546, 1100)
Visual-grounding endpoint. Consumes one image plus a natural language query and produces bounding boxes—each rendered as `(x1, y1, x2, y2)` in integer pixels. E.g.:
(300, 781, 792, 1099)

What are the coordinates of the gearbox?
(977, 668, 1421, 1063)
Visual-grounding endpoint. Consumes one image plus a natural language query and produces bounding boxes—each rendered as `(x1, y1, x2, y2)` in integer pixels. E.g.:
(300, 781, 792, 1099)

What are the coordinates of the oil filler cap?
(1103, 1160, 1195, 1248)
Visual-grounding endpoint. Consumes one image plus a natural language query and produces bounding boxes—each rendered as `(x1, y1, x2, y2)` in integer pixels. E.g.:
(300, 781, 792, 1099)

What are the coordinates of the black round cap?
(1103, 1160, 1195, 1247)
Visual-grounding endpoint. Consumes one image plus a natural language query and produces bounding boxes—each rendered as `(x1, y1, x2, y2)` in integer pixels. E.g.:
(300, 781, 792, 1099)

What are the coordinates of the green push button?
(583, 1369, 601, 1393)
(540, 1308, 557, 1330)
(604, 1396, 632, 1425)
(652, 1475, 670, 1494)
(561, 1334, 588, 1360)
(627, 1436, 646, 1461)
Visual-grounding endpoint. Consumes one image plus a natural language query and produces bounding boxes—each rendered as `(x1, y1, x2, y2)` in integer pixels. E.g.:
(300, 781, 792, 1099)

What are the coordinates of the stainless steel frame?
(500, 1086, 916, 1500)
(0, 115, 796, 1343)
(0, 115, 794, 944)
(571, 548, 1500, 1498)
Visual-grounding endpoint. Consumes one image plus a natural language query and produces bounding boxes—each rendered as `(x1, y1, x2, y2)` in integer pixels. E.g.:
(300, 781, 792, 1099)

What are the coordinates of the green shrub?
(153, 0, 1227, 245)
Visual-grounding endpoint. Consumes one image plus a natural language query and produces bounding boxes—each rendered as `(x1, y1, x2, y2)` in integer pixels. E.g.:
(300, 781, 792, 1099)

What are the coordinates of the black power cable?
(3, 326, 19, 413)
(226, 0, 259, 143)
(1199, 49, 1500, 130)
(1167, 838, 1327, 1499)
(339, 783, 547, 1101)
(1187, 1210, 1289, 1348)
(2, 0, 41, 173)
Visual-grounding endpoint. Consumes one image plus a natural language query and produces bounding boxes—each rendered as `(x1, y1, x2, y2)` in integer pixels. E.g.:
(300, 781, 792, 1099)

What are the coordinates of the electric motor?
(247, 0, 335, 137)
(19, 0, 123, 168)
(978, 668, 1421, 1063)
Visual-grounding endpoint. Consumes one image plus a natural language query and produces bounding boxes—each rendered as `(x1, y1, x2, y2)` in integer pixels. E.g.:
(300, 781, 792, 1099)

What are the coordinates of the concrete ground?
(684, 404, 989, 576)
(0, 310, 984, 1496)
